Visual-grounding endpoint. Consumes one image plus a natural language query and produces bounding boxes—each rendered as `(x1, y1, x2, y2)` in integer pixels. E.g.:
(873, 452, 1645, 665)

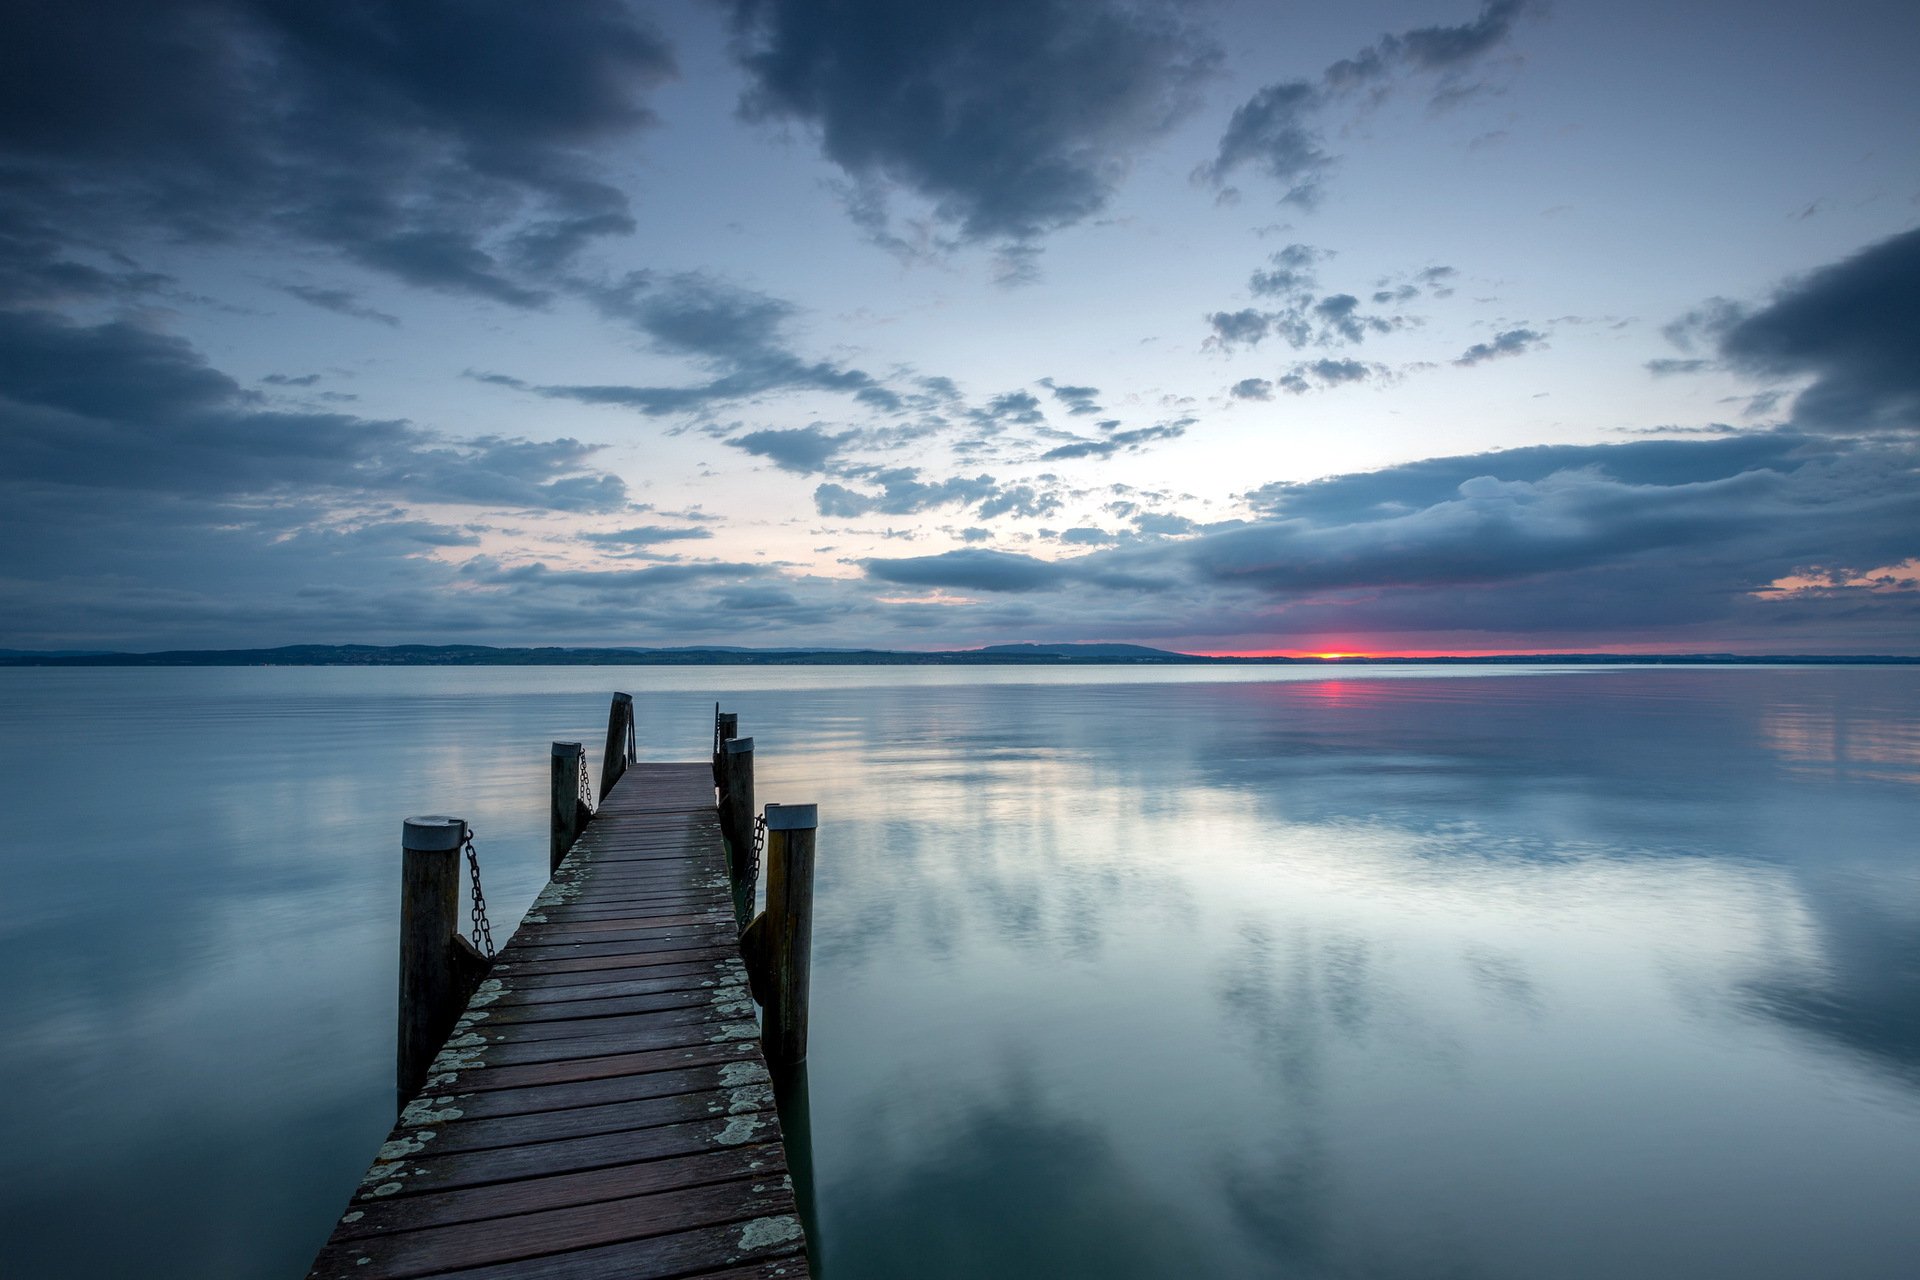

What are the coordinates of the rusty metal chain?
(748, 811, 767, 902)
(462, 824, 495, 958)
(575, 749, 596, 816)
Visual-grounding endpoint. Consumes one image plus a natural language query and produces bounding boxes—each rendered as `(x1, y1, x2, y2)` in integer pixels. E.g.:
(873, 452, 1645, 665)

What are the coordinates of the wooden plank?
(333, 1145, 786, 1239)
(312, 1175, 797, 1279)
(309, 759, 810, 1279)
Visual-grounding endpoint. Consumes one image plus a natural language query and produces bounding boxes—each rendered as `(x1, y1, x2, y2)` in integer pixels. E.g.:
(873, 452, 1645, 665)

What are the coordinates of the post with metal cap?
(762, 802, 818, 1066)
(550, 741, 587, 875)
(718, 736, 756, 924)
(398, 815, 468, 1114)
(601, 692, 634, 802)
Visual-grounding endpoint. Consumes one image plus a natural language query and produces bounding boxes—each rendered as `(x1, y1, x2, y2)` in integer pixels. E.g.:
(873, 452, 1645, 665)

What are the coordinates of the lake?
(1, 664, 1917, 1278)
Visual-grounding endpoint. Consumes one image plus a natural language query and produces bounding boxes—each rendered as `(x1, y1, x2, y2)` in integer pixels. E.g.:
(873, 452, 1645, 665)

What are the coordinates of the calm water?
(1, 665, 1917, 1278)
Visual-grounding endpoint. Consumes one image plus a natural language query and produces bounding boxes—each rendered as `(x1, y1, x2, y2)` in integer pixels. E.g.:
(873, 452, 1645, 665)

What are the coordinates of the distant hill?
(973, 643, 1187, 660)
(0, 643, 1912, 667)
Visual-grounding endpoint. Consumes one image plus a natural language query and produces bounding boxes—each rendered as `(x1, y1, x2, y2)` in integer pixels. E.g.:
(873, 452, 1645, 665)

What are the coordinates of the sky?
(2, 0, 1917, 656)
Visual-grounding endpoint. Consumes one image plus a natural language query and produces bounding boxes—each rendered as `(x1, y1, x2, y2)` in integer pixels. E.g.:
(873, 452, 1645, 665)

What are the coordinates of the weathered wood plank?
(309, 759, 810, 1279)
(333, 1144, 786, 1240)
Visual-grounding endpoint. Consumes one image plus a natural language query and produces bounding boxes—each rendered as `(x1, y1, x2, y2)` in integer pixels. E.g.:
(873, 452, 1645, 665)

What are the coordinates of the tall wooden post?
(762, 803, 817, 1066)
(550, 741, 586, 875)
(600, 692, 634, 802)
(718, 736, 755, 924)
(713, 711, 739, 784)
(398, 815, 467, 1113)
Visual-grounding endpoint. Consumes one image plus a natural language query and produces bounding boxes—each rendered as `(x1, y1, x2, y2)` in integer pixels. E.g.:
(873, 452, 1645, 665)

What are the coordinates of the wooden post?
(398, 815, 467, 1114)
(550, 741, 586, 875)
(717, 736, 755, 924)
(762, 802, 817, 1066)
(600, 692, 634, 802)
(713, 711, 739, 784)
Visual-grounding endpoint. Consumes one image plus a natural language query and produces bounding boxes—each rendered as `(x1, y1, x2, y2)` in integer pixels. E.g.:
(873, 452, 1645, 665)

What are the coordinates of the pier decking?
(307, 760, 811, 1279)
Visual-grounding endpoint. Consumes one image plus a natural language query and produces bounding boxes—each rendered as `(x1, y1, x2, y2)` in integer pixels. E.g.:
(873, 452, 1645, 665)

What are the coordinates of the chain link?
(748, 811, 767, 904)
(576, 750, 596, 816)
(462, 824, 495, 958)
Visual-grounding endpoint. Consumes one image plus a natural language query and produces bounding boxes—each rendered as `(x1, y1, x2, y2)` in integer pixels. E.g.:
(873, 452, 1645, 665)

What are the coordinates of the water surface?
(1, 665, 1916, 1277)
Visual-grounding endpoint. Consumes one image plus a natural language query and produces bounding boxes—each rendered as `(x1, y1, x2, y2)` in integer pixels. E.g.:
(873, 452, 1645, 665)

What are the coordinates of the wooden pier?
(307, 698, 815, 1279)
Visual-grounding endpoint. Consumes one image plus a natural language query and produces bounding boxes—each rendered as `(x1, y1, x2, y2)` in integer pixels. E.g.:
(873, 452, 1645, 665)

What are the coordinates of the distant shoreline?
(1, 643, 1913, 667)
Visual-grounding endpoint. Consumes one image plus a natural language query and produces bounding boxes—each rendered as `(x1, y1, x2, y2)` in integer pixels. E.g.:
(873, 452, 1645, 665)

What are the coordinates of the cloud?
(1712, 225, 1920, 432)
(726, 0, 1218, 251)
(489, 272, 888, 417)
(1250, 244, 1328, 296)
(1312, 293, 1405, 344)
(1039, 421, 1189, 461)
(0, 0, 674, 306)
(1277, 359, 1387, 394)
(863, 548, 1067, 592)
(971, 390, 1047, 428)
(1646, 358, 1712, 377)
(1200, 3, 1532, 202)
(0, 309, 629, 511)
(1196, 81, 1331, 206)
(814, 468, 1003, 517)
(977, 484, 1065, 520)
(1454, 327, 1546, 366)
(1206, 308, 1275, 350)
(1041, 378, 1103, 416)
(1231, 378, 1275, 401)
(580, 525, 715, 548)
(847, 430, 1920, 651)
(726, 425, 855, 474)
(279, 284, 400, 327)
(1208, 246, 1413, 353)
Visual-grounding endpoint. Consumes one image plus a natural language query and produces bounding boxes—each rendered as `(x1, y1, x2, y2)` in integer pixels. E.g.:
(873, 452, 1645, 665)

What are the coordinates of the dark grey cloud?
(857, 430, 1920, 650)
(1201, 3, 1531, 202)
(864, 548, 1068, 593)
(1416, 265, 1459, 296)
(1231, 378, 1275, 401)
(1454, 327, 1546, 366)
(1646, 358, 1713, 377)
(1713, 225, 1920, 432)
(1277, 358, 1386, 394)
(1206, 308, 1276, 350)
(1312, 294, 1405, 344)
(726, 425, 855, 474)
(0, 0, 673, 307)
(814, 468, 1002, 518)
(1196, 81, 1331, 206)
(977, 484, 1065, 520)
(0, 309, 628, 511)
(1209, 246, 1412, 354)
(1041, 379, 1103, 416)
(971, 390, 1047, 428)
(487, 273, 887, 417)
(1039, 421, 1189, 462)
(726, 0, 1218, 251)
